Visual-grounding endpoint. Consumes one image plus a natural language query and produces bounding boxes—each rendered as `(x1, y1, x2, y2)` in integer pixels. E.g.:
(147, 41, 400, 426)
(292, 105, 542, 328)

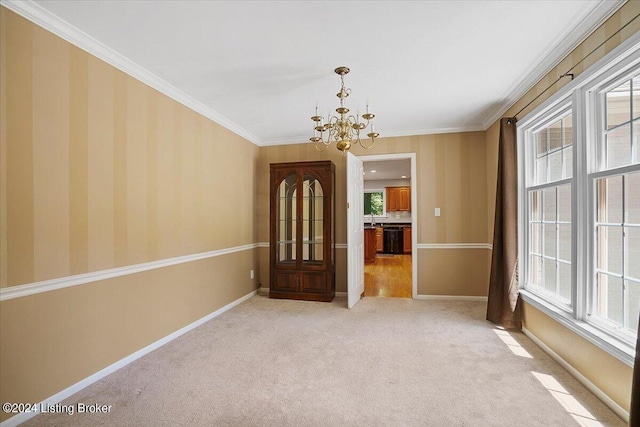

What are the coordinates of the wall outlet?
(250, 269, 255, 279)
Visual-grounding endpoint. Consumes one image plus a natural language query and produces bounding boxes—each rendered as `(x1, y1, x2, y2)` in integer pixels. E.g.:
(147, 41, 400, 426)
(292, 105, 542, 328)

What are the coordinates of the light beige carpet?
(24, 296, 624, 426)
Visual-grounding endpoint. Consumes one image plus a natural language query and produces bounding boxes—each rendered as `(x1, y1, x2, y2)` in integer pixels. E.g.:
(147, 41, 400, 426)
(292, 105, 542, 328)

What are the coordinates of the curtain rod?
(508, 11, 640, 124)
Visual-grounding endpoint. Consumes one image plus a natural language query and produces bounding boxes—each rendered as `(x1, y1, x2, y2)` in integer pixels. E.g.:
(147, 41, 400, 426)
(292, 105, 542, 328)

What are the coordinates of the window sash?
(588, 166, 640, 339)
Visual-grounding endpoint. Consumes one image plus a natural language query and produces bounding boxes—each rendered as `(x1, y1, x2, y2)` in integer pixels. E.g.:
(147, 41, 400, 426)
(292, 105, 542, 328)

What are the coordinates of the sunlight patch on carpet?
(493, 329, 533, 358)
(532, 372, 603, 427)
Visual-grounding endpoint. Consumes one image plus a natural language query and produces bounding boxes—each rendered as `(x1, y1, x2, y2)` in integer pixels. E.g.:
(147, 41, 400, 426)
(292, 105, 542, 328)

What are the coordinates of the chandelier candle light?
(310, 66, 379, 153)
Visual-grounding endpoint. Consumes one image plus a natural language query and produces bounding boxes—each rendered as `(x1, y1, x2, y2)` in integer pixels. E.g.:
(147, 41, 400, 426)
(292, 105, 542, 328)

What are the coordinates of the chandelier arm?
(314, 141, 329, 152)
(359, 135, 376, 150)
(328, 115, 338, 142)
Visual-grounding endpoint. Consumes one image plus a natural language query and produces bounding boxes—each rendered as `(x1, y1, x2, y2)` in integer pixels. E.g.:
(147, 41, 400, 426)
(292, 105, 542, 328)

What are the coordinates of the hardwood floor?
(364, 254, 412, 298)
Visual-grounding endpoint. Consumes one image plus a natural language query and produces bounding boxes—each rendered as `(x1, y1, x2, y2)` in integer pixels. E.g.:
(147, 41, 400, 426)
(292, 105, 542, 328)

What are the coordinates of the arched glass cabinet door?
(302, 174, 324, 264)
(276, 173, 297, 265)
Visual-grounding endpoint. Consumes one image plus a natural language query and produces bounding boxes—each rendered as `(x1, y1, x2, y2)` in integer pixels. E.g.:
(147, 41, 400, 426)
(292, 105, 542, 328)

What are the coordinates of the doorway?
(359, 153, 417, 299)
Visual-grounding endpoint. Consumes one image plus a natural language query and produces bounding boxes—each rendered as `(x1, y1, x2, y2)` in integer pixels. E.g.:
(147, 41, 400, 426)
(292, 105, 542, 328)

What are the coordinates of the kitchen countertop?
(365, 223, 411, 228)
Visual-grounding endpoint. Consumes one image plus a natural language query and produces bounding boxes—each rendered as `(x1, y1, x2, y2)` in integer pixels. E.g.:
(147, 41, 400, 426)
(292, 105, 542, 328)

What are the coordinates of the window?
(364, 190, 385, 216)
(517, 33, 640, 365)
(590, 75, 640, 342)
(525, 109, 573, 308)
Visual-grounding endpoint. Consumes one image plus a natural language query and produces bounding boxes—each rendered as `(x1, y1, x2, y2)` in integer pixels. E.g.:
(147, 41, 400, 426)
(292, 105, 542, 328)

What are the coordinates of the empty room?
(0, 1, 639, 426)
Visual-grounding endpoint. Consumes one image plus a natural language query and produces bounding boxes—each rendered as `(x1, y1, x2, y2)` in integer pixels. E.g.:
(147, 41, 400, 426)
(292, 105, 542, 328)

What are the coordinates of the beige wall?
(0, 8, 259, 422)
(2, 0, 638, 423)
(484, 1, 640, 414)
(0, 251, 257, 417)
(258, 132, 490, 295)
(522, 302, 632, 412)
(0, 9, 258, 288)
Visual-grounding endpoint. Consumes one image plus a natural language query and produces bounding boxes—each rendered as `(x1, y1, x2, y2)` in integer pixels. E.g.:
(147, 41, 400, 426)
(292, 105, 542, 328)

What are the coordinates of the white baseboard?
(259, 290, 485, 302)
(414, 294, 488, 301)
(258, 288, 347, 298)
(0, 290, 257, 427)
(521, 327, 629, 423)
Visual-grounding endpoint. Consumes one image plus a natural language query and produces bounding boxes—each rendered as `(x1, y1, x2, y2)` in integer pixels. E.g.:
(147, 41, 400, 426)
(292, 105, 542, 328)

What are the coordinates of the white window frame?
(522, 103, 574, 312)
(517, 31, 640, 367)
(586, 67, 640, 346)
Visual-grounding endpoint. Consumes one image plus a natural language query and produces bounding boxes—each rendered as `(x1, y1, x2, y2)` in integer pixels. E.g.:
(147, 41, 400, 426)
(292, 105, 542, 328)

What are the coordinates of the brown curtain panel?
(630, 316, 639, 426)
(487, 118, 521, 329)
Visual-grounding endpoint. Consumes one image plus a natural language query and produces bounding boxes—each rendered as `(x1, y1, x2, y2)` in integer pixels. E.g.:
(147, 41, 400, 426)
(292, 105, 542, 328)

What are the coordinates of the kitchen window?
(364, 190, 386, 217)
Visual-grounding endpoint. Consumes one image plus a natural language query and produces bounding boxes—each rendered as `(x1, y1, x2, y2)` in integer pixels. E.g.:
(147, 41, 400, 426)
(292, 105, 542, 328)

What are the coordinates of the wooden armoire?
(269, 161, 335, 301)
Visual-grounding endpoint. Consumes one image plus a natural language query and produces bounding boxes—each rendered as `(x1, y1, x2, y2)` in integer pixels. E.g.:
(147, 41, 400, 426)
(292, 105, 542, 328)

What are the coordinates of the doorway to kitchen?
(359, 153, 416, 299)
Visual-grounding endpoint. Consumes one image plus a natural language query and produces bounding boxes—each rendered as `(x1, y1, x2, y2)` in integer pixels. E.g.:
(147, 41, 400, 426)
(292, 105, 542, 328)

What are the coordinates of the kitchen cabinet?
(376, 227, 384, 252)
(365, 228, 377, 264)
(386, 187, 411, 211)
(386, 187, 399, 211)
(270, 161, 335, 302)
(403, 227, 412, 254)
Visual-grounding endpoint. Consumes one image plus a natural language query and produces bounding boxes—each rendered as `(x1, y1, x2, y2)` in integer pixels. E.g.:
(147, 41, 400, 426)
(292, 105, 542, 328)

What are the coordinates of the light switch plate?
(435, 208, 441, 217)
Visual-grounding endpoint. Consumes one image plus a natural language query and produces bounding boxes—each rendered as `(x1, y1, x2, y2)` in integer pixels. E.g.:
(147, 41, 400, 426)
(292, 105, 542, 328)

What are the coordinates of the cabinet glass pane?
(277, 174, 297, 264)
(302, 174, 324, 263)
(277, 242, 296, 263)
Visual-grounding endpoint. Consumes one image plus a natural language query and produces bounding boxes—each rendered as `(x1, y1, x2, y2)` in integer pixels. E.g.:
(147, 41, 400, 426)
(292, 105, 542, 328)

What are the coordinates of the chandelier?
(309, 66, 379, 153)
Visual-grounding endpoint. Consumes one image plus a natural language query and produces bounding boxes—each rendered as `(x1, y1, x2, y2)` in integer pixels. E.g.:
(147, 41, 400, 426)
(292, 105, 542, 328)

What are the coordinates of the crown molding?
(480, 0, 627, 129)
(377, 125, 487, 138)
(0, 0, 263, 146)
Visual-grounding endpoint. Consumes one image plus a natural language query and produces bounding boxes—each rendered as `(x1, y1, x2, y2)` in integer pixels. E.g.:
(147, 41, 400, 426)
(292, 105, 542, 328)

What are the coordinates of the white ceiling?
(363, 160, 411, 182)
(7, 0, 624, 146)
